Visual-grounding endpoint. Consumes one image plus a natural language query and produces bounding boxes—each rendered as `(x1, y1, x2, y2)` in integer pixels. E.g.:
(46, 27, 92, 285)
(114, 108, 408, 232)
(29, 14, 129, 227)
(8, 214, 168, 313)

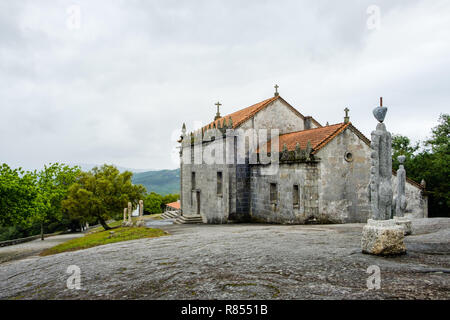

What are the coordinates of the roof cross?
(344, 107, 350, 123)
(214, 101, 222, 120)
(274, 84, 279, 96)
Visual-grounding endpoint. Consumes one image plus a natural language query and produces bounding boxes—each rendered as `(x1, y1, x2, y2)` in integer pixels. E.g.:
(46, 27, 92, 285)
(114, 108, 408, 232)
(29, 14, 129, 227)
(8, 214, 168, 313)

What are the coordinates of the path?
(0, 233, 83, 265)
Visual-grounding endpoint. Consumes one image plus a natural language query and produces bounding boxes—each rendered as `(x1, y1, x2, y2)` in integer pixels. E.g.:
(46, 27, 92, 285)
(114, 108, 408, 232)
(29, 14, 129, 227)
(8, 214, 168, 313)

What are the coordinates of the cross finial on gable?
(274, 84, 279, 97)
(214, 101, 222, 120)
(344, 107, 350, 123)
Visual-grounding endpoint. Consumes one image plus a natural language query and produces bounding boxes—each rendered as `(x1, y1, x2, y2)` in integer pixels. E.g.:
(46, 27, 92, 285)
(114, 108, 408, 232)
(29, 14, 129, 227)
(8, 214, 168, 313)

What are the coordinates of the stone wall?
(316, 127, 427, 223)
(316, 127, 372, 223)
(249, 162, 319, 223)
(238, 99, 314, 134)
(181, 162, 231, 223)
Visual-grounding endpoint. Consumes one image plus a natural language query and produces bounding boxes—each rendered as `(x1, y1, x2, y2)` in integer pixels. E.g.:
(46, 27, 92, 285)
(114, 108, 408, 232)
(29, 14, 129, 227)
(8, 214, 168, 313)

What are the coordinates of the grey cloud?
(0, 0, 448, 170)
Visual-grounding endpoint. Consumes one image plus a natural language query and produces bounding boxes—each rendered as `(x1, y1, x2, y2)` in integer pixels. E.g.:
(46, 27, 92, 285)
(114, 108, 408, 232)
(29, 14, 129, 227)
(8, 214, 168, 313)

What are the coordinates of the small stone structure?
(361, 219, 406, 255)
(362, 98, 407, 255)
(393, 155, 412, 235)
(135, 200, 145, 227)
(395, 156, 407, 217)
(122, 208, 128, 227)
(122, 202, 134, 227)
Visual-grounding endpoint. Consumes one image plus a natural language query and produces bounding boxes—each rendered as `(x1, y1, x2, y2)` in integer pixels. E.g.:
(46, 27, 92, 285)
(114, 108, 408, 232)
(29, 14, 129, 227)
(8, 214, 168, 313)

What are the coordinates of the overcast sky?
(1, 0, 449, 171)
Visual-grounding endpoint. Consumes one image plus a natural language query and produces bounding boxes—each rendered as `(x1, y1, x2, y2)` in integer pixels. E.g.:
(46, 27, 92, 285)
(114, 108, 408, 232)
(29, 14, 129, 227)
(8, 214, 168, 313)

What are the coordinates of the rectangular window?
(270, 183, 277, 204)
(293, 185, 299, 206)
(191, 172, 196, 190)
(190, 144, 194, 164)
(217, 172, 223, 196)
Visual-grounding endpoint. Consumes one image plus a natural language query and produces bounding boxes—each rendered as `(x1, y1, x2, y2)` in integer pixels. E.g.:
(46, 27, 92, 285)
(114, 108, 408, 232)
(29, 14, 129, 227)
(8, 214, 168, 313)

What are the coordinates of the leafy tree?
(161, 194, 179, 206)
(34, 163, 80, 240)
(144, 192, 163, 214)
(392, 135, 419, 171)
(63, 165, 146, 230)
(421, 114, 449, 216)
(392, 114, 449, 217)
(0, 164, 39, 228)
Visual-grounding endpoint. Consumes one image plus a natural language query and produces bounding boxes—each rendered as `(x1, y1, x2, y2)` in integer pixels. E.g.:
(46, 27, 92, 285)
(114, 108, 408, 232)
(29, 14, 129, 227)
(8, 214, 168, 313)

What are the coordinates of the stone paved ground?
(0, 218, 448, 300)
(0, 233, 84, 265)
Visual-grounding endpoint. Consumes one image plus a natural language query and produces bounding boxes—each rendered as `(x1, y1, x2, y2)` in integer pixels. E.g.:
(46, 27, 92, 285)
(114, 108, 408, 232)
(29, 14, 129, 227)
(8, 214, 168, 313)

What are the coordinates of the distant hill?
(132, 168, 180, 195)
(74, 163, 154, 173)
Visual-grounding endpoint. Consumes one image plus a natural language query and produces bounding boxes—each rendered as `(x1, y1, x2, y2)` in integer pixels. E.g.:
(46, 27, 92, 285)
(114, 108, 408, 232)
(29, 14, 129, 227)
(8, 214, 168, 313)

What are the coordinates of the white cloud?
(0, 0, 448, 170)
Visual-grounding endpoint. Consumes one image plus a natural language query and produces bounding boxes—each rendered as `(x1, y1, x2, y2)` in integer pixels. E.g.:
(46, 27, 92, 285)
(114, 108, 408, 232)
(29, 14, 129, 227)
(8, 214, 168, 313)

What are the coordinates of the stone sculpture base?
(122, 221, 133, 227)
(135, 219, 145, 227)
(361, 219, 406, 256)
(393, 216, 412, 235)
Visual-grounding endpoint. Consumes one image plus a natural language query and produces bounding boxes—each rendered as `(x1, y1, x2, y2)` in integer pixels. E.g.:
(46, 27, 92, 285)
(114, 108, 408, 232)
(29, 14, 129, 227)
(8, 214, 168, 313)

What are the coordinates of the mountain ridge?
(132, 168, 180, 195)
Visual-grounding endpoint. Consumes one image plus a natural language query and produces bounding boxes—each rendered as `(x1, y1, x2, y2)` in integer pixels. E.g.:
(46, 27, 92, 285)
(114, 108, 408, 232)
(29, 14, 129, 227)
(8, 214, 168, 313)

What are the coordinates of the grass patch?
(40, 227, 167, 256)
(86, 220, 123, 234)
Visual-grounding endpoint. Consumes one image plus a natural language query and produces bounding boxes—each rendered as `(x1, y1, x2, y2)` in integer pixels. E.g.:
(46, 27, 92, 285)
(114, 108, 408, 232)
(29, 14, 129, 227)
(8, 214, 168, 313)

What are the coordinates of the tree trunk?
(40, 222, 44, 241)
(98, 217, 111, 230)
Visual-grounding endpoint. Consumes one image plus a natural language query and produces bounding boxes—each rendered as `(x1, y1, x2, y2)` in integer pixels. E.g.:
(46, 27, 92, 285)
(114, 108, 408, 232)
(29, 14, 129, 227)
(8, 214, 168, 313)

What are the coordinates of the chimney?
(304, 116, 312, 130)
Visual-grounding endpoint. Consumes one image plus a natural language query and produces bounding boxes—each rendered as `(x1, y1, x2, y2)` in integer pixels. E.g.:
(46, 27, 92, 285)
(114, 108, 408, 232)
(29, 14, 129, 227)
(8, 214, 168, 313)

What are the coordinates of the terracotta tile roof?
(261, 123, 351, 153)
(203, 96, 278, 131)
(166, 201, 180, 210)
(202, 95, 320, 131)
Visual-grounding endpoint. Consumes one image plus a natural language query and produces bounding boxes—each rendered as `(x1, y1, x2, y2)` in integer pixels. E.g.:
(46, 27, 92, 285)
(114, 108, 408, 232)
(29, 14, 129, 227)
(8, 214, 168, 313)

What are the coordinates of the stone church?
(178, 88, 427, 224)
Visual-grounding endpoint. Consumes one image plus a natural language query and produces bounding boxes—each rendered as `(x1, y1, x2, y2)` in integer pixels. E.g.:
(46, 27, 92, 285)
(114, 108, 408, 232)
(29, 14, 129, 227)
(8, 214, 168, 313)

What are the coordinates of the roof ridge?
(202, 96, 279, 131)
(312, 122, 350, 153)
(279, 122, 344, 137)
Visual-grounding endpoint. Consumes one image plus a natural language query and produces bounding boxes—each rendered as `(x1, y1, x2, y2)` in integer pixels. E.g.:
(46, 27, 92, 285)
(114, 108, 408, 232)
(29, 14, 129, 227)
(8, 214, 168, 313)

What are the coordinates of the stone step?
(161, 211, 179, 220)
(174, 215, 204, 224)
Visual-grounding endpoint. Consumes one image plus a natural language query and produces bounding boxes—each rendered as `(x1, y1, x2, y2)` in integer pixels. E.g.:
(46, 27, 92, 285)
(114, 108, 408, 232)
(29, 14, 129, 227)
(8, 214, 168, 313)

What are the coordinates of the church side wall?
(316, 128, 372, 223)
(316, 128, 427, 222)
(249, 162, 319, 223)
(180, 140, 232, 223)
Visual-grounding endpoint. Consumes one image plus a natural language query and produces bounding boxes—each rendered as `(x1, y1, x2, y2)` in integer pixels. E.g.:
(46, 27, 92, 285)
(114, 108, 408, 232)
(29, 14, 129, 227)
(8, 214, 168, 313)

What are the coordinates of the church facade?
(178, 92, 427, 224)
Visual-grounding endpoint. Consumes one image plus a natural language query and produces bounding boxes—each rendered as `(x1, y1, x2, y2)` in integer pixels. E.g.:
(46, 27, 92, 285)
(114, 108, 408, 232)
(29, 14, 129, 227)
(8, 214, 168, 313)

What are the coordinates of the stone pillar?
(122, 207, 129, 227)
(395, 156, 407, 217)
(128, 202, 132, 224)
(135, 200, 145, 227)
(393, 155, 412, 235)
(369, 102, 393, 220)
(139, 200, 144, 217)
(362, 98, 406, 255)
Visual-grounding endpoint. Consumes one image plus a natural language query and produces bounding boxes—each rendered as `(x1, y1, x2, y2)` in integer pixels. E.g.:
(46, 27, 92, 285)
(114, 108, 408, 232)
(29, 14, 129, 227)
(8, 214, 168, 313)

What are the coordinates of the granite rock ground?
(0, 218, 448, 299)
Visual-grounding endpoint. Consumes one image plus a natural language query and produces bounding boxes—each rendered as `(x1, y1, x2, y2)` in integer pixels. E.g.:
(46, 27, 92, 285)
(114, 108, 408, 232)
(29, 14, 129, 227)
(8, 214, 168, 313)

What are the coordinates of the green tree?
(392, 135, 420, 171)
(34, 163, 80, 240)
(144, 192, 163, 214)
(0, 164, 39, 228)
(63, 165, 146, 230)
(392, 114, 449, 217)
(161, 194, 179, 206)
(421, 114, 449, 215)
